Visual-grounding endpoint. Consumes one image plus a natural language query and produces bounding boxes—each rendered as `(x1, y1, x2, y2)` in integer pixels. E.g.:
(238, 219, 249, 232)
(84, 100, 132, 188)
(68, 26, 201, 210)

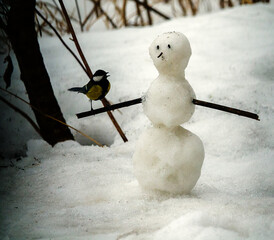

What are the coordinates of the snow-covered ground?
(1, 3, 274, 239)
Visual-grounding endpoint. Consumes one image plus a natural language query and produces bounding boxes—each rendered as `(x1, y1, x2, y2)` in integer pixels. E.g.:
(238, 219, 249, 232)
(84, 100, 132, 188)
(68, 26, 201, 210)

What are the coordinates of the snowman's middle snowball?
(143, 75, 195, 127)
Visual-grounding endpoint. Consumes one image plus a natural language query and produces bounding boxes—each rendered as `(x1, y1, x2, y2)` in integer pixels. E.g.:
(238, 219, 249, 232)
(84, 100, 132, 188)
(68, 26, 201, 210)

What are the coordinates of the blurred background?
(35, 0, 271, 34)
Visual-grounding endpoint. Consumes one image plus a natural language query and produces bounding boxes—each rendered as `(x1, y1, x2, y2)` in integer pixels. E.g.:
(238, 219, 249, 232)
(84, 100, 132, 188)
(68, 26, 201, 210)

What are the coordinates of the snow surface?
(1, 3, 274, 240)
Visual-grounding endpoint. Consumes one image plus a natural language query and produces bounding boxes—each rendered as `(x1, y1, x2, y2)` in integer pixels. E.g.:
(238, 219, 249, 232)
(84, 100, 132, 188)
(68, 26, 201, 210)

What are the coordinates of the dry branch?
(0, 87, 103, 146)
(77, 98, 143, 118)
(58, 0, 93, 78)
(101, 98, 128, 142)
(76, 97, 260, 121)
(75, 0, 83, 31)
(58, 0, 127, 142)
(122, 0, 128, 26)
(135, 0, 145, 26)
(82, 7, 96, 27)
(0, 95, 42, 136)
(35, 8, 88, 76)
(144, 0, 152, 25)
(192, 99, 260, 121)
(132, 0, 170, 20)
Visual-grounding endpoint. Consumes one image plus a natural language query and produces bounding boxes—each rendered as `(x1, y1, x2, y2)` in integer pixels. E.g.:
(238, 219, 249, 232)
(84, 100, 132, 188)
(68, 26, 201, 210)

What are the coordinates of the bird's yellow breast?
(86, 85, 103, 100)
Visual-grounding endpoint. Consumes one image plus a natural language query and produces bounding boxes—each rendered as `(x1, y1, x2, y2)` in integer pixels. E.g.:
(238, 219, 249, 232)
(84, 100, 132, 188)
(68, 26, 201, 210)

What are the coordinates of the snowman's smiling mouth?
(157, 52, 163, 58)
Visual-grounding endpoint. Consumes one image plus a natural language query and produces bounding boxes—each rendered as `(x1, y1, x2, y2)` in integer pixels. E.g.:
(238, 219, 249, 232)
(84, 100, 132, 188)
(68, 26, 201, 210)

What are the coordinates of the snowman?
(133, 32, 204, 194)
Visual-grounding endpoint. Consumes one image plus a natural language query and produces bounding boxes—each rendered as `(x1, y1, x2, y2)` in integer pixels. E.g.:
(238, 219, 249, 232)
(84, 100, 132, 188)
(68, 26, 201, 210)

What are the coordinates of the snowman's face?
(149, 32, 191, 75)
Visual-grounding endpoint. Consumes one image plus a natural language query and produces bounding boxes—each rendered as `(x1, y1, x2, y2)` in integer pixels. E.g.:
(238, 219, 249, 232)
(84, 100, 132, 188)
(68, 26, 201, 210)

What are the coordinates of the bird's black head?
(93, 69, 109, 82)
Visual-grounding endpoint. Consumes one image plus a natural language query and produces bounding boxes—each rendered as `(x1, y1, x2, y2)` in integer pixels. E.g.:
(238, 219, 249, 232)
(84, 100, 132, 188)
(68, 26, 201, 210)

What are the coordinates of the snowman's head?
(149, 32, 191, 76)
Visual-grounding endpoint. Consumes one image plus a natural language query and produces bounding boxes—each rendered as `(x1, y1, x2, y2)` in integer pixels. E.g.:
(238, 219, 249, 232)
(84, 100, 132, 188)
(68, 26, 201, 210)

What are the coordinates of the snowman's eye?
(168, 44, 171, 49)
(156, 45, 160, 50)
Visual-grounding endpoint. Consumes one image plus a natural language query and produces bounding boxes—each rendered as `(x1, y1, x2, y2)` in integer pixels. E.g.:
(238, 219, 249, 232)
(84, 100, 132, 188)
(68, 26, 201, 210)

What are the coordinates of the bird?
(68, 69, 111, 111)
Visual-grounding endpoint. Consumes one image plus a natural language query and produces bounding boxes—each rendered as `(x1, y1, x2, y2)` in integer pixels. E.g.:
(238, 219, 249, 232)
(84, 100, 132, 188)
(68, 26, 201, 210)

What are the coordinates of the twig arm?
(76, 97, 259, 121)
(192, 99, 260, 121)
(77, 98, 143, 118)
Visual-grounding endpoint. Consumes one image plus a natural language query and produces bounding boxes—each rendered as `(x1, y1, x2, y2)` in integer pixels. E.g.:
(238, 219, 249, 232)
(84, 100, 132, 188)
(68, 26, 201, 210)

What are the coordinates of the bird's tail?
(68, 87, 86, 94)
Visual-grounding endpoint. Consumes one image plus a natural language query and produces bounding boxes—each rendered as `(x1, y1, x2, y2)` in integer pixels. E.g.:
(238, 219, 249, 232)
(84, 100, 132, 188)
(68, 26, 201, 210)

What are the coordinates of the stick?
(0, 95, 42, 137)
(192, 99, 260, 121)
(94, 0, 118, 29)
(131, 0, 170, 20)
(58, 0, 127, 142)
(76, 97, 260, 121)
(35, 8, 89, 76)
(77, 98, 142, 118)
(75, 0, 83, 32)
(101, 98, 128, 142)
(0, 87, 104, 147)
(58, 0, 93, 78)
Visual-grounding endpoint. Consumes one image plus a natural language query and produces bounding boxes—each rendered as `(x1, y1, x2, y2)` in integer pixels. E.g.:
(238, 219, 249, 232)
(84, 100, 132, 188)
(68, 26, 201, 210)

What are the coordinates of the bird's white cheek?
(93, 76, 103, 82)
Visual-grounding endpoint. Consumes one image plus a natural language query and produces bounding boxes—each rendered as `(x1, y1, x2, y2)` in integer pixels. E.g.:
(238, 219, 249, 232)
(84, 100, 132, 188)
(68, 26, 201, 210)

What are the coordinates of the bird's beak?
(106, 72, 110, 77)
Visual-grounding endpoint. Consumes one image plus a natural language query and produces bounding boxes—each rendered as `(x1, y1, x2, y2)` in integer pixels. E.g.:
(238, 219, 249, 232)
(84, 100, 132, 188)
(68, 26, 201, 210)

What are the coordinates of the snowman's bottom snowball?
(133, 126, 204, 194)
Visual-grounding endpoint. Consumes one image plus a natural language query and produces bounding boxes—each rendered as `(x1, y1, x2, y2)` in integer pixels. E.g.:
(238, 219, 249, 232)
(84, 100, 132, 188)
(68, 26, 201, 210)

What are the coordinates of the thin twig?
(58, 0, 127, 142)
(37, 0, 63, 18)
(101, 98, 128, 142)
(82, 7, 96, 27)
(178, 0, 187, 16)
(58, 0, 94, 78)
(91, 0, 117, 29)
(135, 0, 144, 26)
(0, 95, 42, 136)
(35, 8, 88, 76)
(188, 0, 197, 15)
(192, 99, 260, 121)
(75, 0, 83, 31)
(35, 12, 43, 37)
(144, 0, 152, 25)
(77, 98, 142, 118)
(76, 97, 260, 121)
(122, 0, 128, 26)
(40, 27, 54, 36)
(0, 87, 104, 147)
(100, 7, 118, 29)
(131, 0, 170, 20)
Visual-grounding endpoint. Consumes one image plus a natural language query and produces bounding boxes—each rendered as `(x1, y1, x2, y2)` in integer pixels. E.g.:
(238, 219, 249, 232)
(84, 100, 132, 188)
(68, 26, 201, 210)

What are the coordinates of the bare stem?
(0, 87, 104, 146)
(58, 0, 127, 142)
(75, 0, 83, 31)
(192, 99, 260, 121)
(58, 0, 93, 78)
(90, 0, 117, 29)
(101, 98, 128, 142)
(144, 0, 152, 25)
(122, 0, 128, 26)
(0, 95, 42, 137)
(77, 98, 142, 118)
(35, 8, 88, 76)
(82, 7, 96, 27)
(76, 97, 260, 121)
(132, 0, 170, 20)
